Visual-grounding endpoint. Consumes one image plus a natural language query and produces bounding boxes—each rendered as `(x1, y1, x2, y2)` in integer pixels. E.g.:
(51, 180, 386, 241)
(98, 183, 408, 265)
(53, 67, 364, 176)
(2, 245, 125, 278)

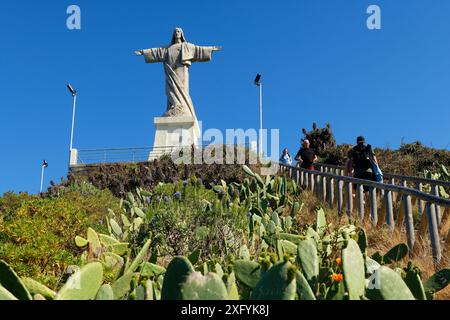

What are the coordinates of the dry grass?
(295, 190, 450, 300)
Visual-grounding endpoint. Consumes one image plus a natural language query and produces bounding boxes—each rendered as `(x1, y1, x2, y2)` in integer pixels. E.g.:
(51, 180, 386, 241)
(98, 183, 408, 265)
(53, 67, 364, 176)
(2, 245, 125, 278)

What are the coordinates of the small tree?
(301, 122, 336, 156)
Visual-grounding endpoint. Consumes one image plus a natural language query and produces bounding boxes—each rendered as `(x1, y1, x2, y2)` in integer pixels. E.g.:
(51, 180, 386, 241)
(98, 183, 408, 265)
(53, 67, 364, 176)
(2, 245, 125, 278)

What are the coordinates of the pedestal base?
(148, 116, 201, 161)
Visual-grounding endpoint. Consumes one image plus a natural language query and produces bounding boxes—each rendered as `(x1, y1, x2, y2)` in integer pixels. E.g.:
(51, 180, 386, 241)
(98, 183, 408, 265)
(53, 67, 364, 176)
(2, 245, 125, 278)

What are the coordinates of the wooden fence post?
(432, 184, 442, 226)
(315, 174, 320, 198)
(347, 182, 353, 217)
(390, 178, 397, 202)
(369, 187, 378, 226)
(394, 181, 408, 230)
(377, 189, 386, 227)
(426, 202, 442, 266)
(337, 180, 344, 214)
(321, 175, 327, 204)
(403, 194, 415, 253)
(300, 170, 304, 187)
(328, 177, 335, 208)
(305, 172, 309, 189)
(357, 184, 365, 219)
(384, 190, 394, 231)
(417, 182, 424, 214)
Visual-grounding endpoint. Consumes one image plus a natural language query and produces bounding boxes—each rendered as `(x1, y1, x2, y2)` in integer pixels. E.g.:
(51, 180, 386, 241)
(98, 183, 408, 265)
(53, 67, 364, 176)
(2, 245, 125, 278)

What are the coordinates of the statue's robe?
(143, 42, 214, 118)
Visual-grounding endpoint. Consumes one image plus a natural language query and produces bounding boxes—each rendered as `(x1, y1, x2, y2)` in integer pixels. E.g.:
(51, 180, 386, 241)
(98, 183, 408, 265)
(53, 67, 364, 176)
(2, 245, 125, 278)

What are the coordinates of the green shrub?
(0, 186, 120, 289)
(128, 179, 248, 261)
(62, 156, 259, 198)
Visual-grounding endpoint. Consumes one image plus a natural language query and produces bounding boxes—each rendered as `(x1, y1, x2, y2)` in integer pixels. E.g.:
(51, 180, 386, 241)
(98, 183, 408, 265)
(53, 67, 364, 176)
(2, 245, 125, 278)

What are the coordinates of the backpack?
(352, 144, 373, 172)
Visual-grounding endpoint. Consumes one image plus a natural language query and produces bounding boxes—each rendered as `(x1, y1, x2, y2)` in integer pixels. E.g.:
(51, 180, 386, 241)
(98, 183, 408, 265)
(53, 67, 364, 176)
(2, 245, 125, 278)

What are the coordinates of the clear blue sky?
(1, 0, 449, 194)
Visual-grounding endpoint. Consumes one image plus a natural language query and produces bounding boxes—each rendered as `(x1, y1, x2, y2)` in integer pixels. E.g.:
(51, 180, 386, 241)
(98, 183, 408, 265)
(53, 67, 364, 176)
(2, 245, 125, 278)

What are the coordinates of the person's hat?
(303, 139, 310, 144)
(356, 136, 365, 143)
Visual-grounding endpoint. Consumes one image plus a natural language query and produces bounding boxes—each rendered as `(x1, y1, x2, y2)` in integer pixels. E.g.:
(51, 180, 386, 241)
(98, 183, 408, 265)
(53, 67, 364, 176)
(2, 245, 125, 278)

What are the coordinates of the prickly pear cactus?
(315, 207, 327, 236)
(424, 268, 450, 299)
(226, 272, 240, 300)
(342, 239, 365, 300)
(110, 243, 129, 256)
(306, 227, 320, 246)
(135, 285, 146, 300)
(109, 218, 123, 238)
(0, 260, 32, 300)
(250, 261, 296, 300)
(187, 249, 202, 265)
(140, 262, 166, 278)
(367, 266, 415, 300)
(181, 272, 228, 300)
(87, 227, 102, 258)
(111, 272, 134, 300)
(382, 243, 408, 264)
(403, 263, 426, 300)
(278, 240, 297, 256)
(33, 293, 46, 300)
(0, 284, 18, 300)
(233, 259, 262, 289)
(98, 233, 120, 246)
(75, 236, 88, 248)
(22, 277, 56, 300)
(325, 280, 346, 300)
(365, 257, 381, 276)
(55, 262, 104, 300)
(355, 228, 368, 255)
(296, 238, 319, 289)
(96, 284, 114, 300)
(126, 238, 151, 273)
(290, 201, 301, 217)
(279, 233, 304, 245)
(295, 271, 316, 300)
(239, 245, 251, 260)
(161, 256, 194, 300)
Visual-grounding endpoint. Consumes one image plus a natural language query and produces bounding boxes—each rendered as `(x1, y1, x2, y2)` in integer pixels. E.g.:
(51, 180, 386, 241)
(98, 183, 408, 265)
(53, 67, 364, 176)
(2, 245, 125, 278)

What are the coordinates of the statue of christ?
(135, 27, 222, 118)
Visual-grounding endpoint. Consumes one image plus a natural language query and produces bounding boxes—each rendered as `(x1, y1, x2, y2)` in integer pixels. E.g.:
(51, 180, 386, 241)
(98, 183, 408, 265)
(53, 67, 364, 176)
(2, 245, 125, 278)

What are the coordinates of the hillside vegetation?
(1, 164, 449, 300)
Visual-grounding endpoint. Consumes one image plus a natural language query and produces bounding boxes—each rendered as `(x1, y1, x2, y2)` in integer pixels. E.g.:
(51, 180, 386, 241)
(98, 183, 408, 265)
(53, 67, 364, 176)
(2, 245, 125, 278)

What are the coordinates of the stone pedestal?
(69, 148, 78, 167)
(148, 116, 201, 161)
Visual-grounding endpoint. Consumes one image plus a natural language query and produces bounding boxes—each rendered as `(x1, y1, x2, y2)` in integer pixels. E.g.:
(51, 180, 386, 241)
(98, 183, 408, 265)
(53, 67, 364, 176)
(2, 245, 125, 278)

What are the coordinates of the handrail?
(277, 163, 449, 267)
(77, 146, 176, 152)
(73, 143, 254, 166)
(313, 162, 450, 189)
(281, 164, 450, 207)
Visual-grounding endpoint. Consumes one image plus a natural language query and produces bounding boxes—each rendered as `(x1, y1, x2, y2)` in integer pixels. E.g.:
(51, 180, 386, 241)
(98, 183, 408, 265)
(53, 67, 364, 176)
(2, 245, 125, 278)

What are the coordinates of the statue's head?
(171, 27, 186, 44)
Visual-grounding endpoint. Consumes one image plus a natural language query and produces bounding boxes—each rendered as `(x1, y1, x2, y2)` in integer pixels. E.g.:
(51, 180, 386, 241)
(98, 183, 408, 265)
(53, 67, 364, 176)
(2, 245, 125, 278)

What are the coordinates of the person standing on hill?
(346, 136, 379, 191)
(295, 139, 317, 170)
(279, 148, 292, 166)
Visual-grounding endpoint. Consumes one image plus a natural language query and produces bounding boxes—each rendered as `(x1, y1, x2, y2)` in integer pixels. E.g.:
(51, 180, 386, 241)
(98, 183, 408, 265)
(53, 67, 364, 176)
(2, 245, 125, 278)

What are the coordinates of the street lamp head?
(67, 84, 77, 96)
(42, 160, 48, 168)
(254, 74, 262, 86)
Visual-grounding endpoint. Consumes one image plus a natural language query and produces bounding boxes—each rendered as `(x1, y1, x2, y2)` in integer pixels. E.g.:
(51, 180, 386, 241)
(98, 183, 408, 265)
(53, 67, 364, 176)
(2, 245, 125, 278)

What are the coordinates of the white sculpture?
(135, 27, 221, 118)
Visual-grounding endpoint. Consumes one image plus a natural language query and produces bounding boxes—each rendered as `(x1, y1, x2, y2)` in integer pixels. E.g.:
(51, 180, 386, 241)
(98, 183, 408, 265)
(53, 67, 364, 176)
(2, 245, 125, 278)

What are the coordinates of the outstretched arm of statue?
(212, 46, 222, 51)
(135, 47, 166, 63)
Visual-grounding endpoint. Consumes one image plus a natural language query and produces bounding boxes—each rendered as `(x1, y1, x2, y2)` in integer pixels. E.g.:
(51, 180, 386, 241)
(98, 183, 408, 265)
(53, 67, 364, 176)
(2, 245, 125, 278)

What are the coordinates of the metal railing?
(73, 143, 256, 166)
(76, 146, 175, 165)
(278, 163, 450, 267)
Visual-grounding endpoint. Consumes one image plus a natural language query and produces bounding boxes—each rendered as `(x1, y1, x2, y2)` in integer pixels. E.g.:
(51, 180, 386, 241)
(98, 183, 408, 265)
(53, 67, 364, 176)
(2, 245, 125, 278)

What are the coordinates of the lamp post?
(40, 160, 48, 193)
(254, 74, 263, 160)
(67, 84, 77, 152)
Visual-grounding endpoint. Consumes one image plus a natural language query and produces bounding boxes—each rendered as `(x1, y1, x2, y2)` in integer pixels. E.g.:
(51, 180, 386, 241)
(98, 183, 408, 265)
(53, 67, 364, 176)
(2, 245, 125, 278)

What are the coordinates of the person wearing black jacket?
(295, 139, 318, 170)
(346, 136, 379, 192)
